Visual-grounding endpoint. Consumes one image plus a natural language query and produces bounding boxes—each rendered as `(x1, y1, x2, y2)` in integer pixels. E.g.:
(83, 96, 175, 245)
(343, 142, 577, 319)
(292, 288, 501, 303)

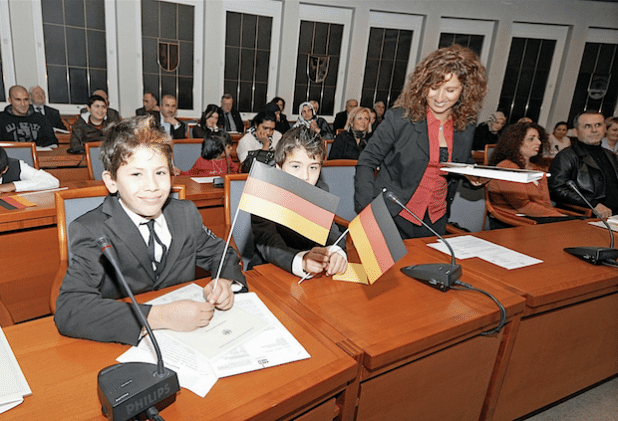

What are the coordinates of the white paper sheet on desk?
(428, 235, 543, 269)
(590, 219, 618, 232)
(190, 176, 217, 183)
(0, 327, 31, 414)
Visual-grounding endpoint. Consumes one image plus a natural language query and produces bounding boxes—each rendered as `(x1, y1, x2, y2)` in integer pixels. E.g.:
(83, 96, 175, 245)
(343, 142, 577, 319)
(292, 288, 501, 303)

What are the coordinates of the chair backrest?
(326, 139, 334, 156)
(0, 142, 39, 169)
(224, 174, 253, 269)
(50, 185, 186, 312)
(448, 179, 488, 232)
(484, 184, 536, 228)
(85, 141, 104, 180)
(320, 160, 357, 222)
(484, 143, 497, 165)
(173, 139, 203, 172)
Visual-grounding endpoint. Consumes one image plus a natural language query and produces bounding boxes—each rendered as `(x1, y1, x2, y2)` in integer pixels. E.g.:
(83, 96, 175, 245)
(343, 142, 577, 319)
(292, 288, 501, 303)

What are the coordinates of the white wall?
(2, 0, 618, 127)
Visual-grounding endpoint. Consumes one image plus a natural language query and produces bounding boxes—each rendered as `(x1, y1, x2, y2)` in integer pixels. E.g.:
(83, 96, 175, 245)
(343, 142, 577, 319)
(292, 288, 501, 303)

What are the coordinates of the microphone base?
(401, 264, 462, 292)
(98, 362, 180, 421)
(564, 247, 618, 265)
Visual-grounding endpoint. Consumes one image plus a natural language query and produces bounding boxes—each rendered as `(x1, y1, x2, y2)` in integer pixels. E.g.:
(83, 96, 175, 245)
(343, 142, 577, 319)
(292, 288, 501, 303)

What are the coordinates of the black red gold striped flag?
(348, 193, 407, 284)
(238, 161, 339, 245)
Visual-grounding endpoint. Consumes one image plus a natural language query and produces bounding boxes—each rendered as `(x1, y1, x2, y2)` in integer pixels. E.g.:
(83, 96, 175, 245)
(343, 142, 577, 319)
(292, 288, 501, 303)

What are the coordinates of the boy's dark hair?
(0, 146, 8, 173)
(100, 116, 173, 179)
(274, 126, 326, 166)
(87, 94, 107, 108)
(201, 130, 232, 160)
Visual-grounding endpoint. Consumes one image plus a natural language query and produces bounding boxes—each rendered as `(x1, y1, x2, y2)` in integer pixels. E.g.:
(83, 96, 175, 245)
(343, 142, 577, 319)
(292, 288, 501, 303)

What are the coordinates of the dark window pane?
(395, 31, 412, 63)
(241, 14, 257, 49)
(178, 41, 193, 77)
(293, 85, 307, 111)
(367, 28, 383, 60)
(224, 80, 238, 101)
(178, 5, 194, 41)
(321, 94, 335, 115)
(597, 43, 615, 74)
(143, 73, 160, 98)
(501, 68, 519, 98)
(516, 69, 533, 97)
(255, 50, 270, 83)
(468, 35, 484, 57)
(323, 56, 339, 86)
(391, 62, 408, 92)
(161, 75, 177, 98)
(382, 29, 398, 61)
(363, 59, 379, 90)
(66, 27, 87, 67)
(143, 37, 159, 74)
(253, 82, 268, 112)
(377, 60, 394, 91)
(44, 24, 67, 66)
(522, 39, 541, 69)
(47, 65, 69, 103)
(537, 40, 555, 71)
(239, 48, 255, 82)
(89, 69, 107, 95)
(160, 2, 177, 40)
(298, 21, 313, 54)
(296, 54, 308, 85)
(507, 38, 525, 69)
(579, 43, 598, 74)
(527, 99, 542, 122)
(141, 0, 159, 38)
(454, 34, 470, 49)
(309, 85, 322, 104)
(225, 47, 240, 81)
(257, 16, 272, 51)
(226, 12, 241, 47)
(69, 67, 88, 104)
(530, 70, 549, 100)
(313, 23, 329, 55)
(41, 0, 64, 25)
(87, 30, 107, 69)
(238, 81, 253, 110)
(64, 0, 85, 28)
(178, 76, 193, 109)
(86, 0, 105, 30)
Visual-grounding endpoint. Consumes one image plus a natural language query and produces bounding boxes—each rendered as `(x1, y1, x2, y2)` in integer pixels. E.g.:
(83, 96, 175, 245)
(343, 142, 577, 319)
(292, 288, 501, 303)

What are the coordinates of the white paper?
(441, 162, 547, 183)
(190, 176, 217, 183)
(428, 235, 543, 269)
(589, 220, 618, 233)
(0, 397, 23, 415)
(0, 327, 31, 412)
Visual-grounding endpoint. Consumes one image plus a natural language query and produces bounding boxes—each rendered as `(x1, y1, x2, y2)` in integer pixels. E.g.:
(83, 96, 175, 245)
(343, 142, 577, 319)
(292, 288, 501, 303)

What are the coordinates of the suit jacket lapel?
(414, 119, 430, 158)
(102, 195, 157, 281)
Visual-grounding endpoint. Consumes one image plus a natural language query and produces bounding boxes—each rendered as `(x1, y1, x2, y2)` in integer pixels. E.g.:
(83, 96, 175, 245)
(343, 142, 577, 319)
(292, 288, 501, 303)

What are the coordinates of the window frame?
(0, 0, 16, 104)
(438, 18, 495, 68)
(32, 0, 119, 113)
(586, 27, 618, 117)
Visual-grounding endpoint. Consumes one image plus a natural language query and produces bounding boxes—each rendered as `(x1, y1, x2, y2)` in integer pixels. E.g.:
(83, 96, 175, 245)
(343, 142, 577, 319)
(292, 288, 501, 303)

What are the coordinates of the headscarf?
(292, 102, 316, 129)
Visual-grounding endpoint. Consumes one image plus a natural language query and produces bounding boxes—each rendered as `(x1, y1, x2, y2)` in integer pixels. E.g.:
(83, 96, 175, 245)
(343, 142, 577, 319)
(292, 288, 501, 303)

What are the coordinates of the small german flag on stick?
(238, 161, 340, 245)
(349, 193, 407, 284)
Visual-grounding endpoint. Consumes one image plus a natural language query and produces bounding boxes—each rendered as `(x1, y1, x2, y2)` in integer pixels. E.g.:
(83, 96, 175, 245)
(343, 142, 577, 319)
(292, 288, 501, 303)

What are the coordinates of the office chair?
(447, 179, 490, 234)
(320, 159, 357, 224)
(0, 142, 39, 169)
(85, 141, 104, 180)
(173, 139, 203, 172)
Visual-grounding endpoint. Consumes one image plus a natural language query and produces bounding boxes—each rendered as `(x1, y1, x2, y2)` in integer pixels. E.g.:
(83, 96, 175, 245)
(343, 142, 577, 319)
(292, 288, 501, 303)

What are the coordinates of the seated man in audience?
(158, 94, 186, 139)
(372, 101, 386, 131)
(29, 85, 67, 131)
(217, 93, 244, 133)
(136, 91, 160, 117)
(0, 85, 58, 147)
(472, 111, 506, 151)
(549, 110, 618, 219)
(54, 116, 246, 345)
(69, 94, 111, 153)
(333, 99, 358, 132)
(0, 145, 59, 192)
(248, 126, 347, 278)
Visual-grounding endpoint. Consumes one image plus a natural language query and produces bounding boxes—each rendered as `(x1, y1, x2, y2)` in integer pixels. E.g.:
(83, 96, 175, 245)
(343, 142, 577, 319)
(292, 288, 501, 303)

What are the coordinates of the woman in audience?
(328, 106, 372, 160)
(545, 121, 570, 157)
(601, 116, 618, 154)
(192, 104, 220, 139)
(355, 45, 488, 239)
(69, 94, 110, 153)
(236, 111, 281, 164)
(293, 102, 334, 140)
(268, 98, 290, 134)
(180, 130, 239, 176)
(488, 122, 571, 224)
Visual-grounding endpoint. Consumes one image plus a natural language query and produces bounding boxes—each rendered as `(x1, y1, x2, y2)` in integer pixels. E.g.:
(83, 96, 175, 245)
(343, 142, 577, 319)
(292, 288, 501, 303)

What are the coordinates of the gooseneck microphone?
(383, 190, 462, 291)
(96, 236, 180, 421)
(563, 181, 618, 266)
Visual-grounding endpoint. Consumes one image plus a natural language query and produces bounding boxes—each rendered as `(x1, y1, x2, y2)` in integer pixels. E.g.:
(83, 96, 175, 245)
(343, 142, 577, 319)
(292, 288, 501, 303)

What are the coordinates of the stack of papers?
(427, 235, 543, 269)
(118, 284, 310, 397)
(441, 162, 547, 183)
(0, 328, 31, 414)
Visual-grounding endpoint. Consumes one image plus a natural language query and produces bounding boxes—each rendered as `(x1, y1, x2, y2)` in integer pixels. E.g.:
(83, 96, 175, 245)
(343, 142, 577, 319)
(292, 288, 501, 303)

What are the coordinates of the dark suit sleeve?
(54, 219, 152, 345)
(251, 215, 300, 273)
(69, 119, 86, 152)
(172, 121, 187, 139)
(233, 111, 244, 134)
(46, 107, 67, 130)
(548, 150, 586, 206)
(37, 116, 58, 147)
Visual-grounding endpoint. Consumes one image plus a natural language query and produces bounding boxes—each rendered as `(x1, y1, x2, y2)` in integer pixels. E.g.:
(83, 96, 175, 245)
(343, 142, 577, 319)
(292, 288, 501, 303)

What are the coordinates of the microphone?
(96, 236, 180, 421)
(563, 181, 618, 266)
(383, 190, 462, 291)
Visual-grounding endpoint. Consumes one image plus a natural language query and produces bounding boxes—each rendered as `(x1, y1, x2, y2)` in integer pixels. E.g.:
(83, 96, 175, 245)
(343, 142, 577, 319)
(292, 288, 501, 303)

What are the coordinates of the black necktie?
(225, 113, 232, 131)
(142, 219, 167, 273)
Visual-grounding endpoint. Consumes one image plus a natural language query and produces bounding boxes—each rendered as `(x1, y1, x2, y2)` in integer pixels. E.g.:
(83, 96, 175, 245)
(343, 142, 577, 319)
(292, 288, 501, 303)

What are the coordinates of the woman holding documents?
(355, 45, 487, 238)
(487, 122, 572, 227)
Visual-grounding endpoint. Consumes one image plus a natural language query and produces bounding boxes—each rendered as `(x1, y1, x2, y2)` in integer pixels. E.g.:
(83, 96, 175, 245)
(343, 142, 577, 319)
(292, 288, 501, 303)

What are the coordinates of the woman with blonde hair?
(355, 44, 488, 238)
(328, 106, 372, 160)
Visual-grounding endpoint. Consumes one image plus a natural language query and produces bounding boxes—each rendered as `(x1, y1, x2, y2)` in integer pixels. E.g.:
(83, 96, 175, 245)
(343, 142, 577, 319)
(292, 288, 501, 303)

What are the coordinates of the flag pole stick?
(212, 205, 242, 294)
(298, 227, 349, 284)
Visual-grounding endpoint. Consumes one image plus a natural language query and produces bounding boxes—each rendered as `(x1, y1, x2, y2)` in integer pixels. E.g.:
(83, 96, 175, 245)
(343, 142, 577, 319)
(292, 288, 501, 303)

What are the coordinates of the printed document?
(0, 327, 31, 414)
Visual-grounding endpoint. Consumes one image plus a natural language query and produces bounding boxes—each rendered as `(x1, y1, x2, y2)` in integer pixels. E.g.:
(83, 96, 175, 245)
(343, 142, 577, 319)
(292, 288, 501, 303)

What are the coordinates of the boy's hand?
(326, 251, 347, 276)
(255, 127, 271, 149)
(148, 299, 215, 332)
(203, 278, 235, 310)
(302, 247, 329, 274)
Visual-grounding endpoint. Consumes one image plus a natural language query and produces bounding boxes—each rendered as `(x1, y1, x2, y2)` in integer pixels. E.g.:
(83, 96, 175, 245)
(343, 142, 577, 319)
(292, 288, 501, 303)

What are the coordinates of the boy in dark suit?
(55, 116, 246, 345)
(249, 126, 348, 278)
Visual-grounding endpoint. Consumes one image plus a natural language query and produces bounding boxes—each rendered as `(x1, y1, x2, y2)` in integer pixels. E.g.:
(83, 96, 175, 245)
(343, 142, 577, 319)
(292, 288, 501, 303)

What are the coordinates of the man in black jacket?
(217, 93, 244, 133)
(549, 111, 618, 218)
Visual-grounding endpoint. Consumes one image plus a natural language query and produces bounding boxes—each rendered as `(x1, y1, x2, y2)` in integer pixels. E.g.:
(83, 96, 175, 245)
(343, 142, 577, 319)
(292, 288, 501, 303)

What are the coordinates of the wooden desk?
(416, 220, 618, 420)
(248, 243, 526, 421)
(2, 280, 358, 420)
(38, 145, 89, 181)
(0, 179, 225, 323)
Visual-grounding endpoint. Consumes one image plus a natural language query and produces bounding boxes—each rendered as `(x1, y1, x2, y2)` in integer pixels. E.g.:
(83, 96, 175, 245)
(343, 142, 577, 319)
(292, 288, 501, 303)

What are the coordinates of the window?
(438, 18, 495, 67)
(568, 28, 618, 125)
(439, 33, 484, 58)
(224, 11, 273, 113)
(40, 0, 108, 104)
(497, 24, 568, 126)
(141, 0, 194, 110)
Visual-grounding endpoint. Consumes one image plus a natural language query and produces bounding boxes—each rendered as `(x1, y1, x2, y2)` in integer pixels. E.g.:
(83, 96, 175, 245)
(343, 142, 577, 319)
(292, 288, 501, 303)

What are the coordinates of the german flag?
(349, 194, 407, 284)
(0, 195, 36, 210)
(238, 161, 339, 245)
